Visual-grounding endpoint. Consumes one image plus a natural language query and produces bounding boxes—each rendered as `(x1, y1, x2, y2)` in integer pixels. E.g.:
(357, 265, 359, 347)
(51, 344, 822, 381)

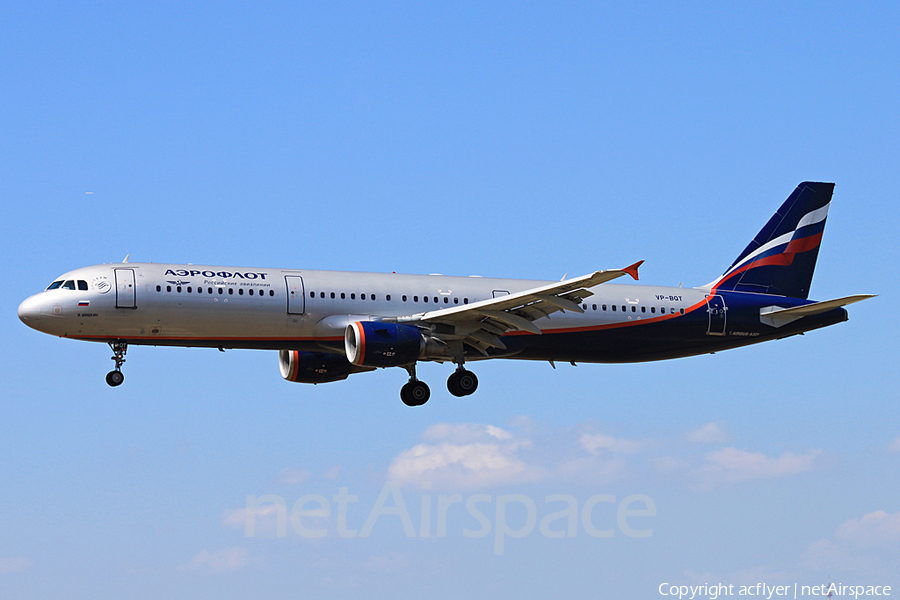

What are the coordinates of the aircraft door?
(285, 276, 305, 315)
(706, 294, 726, 336)
(492, 290, 510, 298)
(114, 268, 136, 309)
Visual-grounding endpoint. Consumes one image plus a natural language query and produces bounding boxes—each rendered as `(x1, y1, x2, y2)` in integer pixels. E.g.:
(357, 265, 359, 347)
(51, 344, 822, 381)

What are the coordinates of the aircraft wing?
(397, 261, 643, 356)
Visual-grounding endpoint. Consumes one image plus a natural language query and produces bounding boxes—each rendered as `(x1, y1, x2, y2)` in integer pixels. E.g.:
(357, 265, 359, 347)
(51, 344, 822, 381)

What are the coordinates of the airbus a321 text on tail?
(18, 182, 874, 406)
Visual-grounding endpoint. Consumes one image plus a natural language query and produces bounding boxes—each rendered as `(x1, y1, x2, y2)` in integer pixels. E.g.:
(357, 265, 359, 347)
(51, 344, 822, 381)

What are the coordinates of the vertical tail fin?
(708, 182, 834, 299)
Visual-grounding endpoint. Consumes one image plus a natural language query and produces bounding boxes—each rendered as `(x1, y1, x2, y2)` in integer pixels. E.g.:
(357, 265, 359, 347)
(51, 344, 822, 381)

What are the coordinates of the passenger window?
(218, 288, 223, 295)
(444, 297, 449, 304)
(248, 289, 254, 296)
(228, 288, 233, 295)
(372, 295, 376, 301)
(341, 293, 346, 299)
(454, 298, 459, 304)
(464, 298, 469, 304)
(166, 286, 172, 292)
(680, 308, 685, 315)
(62, 280, 75, 290)
(330, 292, 335, 299)
(641, 306, 646, 313)
(208, 288, 213, 294)
(622, 306, 626, 312)
(413, 296, 418, 302)
(612, 305, 617, 311)
(434, 297, 438, 303)
(77, 280, 88, 290)
(269, 290, 274, 296)
(187, 286, 192, 293)
(592, 304, 597, 311)
(156, 285, 161, 292)
(238, 288, 244, 295)
(423, 296, 429, 303)
(351, 293, 356, 300)
(361, 293, 366, 300)
(602, 304, 607, 311)
(631, 306, 636, 312)
(402, 295, 407, 302)
(386, 294, 391, 301)
(651, 307, 656, 314)
(47, 281, 63, 290)
(310, 291, 315, 298)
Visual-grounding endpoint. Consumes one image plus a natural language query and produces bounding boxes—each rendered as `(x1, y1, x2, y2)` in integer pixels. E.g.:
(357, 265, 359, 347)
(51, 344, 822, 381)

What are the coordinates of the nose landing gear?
(106, 341, 127, 387)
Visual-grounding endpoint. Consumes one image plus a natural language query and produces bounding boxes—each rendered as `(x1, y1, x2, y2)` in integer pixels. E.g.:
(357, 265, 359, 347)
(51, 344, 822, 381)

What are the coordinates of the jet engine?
(344, 321, 448, 367)
(279, 350, 356, 384)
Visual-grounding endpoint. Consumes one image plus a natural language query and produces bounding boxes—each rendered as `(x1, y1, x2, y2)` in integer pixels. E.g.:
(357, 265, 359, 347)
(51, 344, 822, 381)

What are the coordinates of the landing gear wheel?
(106, 341, 128, 387)
(447, 369, 478, 397)
(106, 370, 124, 387)
(400, 380, 430, 406)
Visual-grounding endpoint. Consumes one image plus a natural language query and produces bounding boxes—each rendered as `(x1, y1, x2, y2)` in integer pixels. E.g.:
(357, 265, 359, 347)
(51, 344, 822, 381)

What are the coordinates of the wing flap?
(394, 261, 643, 357)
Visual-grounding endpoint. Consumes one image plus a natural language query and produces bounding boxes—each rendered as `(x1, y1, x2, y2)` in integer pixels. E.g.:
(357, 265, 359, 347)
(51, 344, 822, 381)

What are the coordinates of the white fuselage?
(18, 262, 705, 351)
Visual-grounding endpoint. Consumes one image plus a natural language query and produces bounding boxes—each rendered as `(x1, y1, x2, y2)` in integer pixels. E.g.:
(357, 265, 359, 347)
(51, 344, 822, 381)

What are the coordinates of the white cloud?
(277, 467, 311, 485)
(385, 422, 647, 491)
(579, 433, 643, 455)
(223, 503, 287, 536)
(691, 447, 821, 490)
(387, 438, 547, 490)
(420, 423, 513, 444)
(387, 422, 542, 490)
(178, 546, 257, 574)
(686, 422, 729, 444)
(835, 510, 900, 549)
(363, 552, 410, 574)
(802, 510, 900, 578)
(0, 557, 31, 575)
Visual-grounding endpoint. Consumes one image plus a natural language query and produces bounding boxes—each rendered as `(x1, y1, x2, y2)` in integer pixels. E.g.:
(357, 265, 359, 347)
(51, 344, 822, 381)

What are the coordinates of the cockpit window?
(62, 280, 76, 290)
(77, 280, 88, 291)
(47, 281, 63, 290)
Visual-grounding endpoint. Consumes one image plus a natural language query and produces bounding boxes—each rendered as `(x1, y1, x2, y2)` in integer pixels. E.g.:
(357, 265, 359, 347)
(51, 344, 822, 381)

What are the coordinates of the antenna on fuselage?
(122, 254, 130, 263)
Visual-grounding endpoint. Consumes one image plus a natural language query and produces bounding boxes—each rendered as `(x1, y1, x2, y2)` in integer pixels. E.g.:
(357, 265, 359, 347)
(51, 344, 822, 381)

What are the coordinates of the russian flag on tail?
(708, 182, 834, 299)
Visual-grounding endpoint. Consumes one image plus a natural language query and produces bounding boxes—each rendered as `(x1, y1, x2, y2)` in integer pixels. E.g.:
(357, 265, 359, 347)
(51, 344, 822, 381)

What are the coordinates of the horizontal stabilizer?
(760, 294, 875, 328)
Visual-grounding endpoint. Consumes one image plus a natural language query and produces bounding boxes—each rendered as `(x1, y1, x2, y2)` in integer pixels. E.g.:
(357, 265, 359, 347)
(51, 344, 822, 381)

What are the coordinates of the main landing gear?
(399, 363, 479, 406)
(447, 366, 478, 397)
(106, 341, 127, 387)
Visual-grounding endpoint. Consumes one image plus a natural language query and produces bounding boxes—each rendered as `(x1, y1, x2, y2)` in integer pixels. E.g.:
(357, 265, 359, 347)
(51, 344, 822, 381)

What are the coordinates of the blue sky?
(2, 2, 898, 598)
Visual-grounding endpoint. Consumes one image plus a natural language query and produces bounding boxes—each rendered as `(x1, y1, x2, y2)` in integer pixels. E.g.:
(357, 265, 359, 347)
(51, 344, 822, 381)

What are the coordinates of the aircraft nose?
(17, 295, 43, 329)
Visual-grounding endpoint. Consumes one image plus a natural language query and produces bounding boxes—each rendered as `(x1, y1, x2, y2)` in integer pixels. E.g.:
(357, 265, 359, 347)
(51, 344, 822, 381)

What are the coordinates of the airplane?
(18, 182, 873, 406)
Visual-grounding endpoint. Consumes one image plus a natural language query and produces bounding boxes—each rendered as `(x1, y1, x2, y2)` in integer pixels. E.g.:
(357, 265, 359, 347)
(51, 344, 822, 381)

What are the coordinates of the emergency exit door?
(285, 276, 305, 315)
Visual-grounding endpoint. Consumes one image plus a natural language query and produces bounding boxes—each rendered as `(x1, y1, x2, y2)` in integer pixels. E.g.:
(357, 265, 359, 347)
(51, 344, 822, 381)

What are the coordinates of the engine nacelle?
(279, 350, 355, 384)
(345, 321, 427, 367)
